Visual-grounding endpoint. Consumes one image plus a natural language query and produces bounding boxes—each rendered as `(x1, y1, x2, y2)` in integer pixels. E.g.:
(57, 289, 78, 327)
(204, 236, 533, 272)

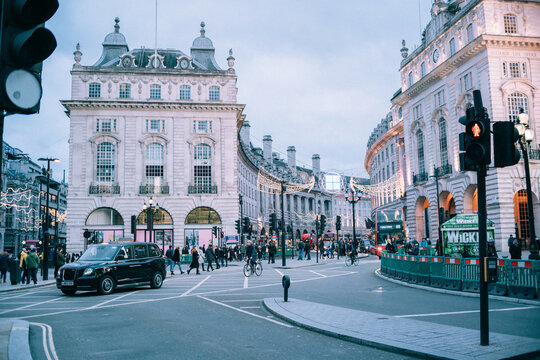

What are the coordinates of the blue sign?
(224, 235, 239, 244)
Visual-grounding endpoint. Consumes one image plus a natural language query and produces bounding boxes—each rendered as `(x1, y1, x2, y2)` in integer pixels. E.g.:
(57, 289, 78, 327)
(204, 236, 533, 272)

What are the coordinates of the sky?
(4, 0, 433, 181)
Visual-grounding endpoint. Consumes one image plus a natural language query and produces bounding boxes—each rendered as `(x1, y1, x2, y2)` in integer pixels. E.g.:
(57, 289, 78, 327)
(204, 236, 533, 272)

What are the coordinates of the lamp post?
(516, 110, 538, 259)
(142, 197, 160, 249)
(345, 190, 360, 251)
(38, 157, 59, 281)
(239, 194, 244, 245)
(430, 166, 443, 256)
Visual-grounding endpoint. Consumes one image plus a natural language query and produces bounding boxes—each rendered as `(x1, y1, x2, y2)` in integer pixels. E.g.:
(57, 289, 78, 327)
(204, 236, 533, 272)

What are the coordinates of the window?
(119, 83, 131, 99)
(392, 162, 395, 174)
(96, 119, 116, 132)
(146, 143, 164, 188)
(421, 62, 426, 77)
(192, 120, 212, 134)
(179, 85, 191, 100)
(449, 38, 456, 56)
(149, 245, 160, 257)
(194, 144, 212, 192)
(504, 14, 517, 34)
(466, 24, 474, 42)
(413, 104, 422, 120)
(209, 86, 220, 101)
(133, 245, 148, 259)
(89, 83, 101, 98)
(435, 89, 445, 107)
(408, 72, 413, 86)
(507, 92, 528, 123)
(417, 130, 425, 175)
(438, 118, 449, 166)
(96, 142, 115, 184)
(461, 72, 472, 92)
(150, 84, 161, 99)
(503, 61, 526, 78)
(146, 119, 165, 133)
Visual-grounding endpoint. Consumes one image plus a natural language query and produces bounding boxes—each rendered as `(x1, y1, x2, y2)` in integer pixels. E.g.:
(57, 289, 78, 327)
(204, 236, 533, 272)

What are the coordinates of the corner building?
(393, 0, 540, 252)
(63, 19, 244, 252)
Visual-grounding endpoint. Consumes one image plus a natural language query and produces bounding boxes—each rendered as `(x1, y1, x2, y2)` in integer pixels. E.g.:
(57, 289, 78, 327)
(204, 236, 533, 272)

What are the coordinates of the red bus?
(374, 209, 405, 258)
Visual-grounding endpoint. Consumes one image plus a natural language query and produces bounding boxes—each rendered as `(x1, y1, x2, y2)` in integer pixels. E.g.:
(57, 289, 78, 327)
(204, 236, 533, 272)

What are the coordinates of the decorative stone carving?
(146, 53, 165, 69)
(119, 54, 136, 68)
(400, 40, 409, 58)
(227, 48, 235, 72)
(73, 43, 83, 68)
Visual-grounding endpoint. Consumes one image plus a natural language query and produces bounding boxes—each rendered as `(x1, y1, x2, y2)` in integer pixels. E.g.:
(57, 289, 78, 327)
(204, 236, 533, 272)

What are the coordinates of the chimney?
(287, 146, 296, 174)
(240, 120, 250, 144)
(312, 154, 320, 176)
(263, 135, 272, 162)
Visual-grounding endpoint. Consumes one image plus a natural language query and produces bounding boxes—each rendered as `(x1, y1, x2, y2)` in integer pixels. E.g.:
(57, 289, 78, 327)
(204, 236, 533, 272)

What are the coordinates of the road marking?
(0, 297, 61, 315)
(243, 276, 248, 288)
(31, 322, 58, 360)
(395, 306, 539, 318)
(198, 295, 293, 328)
(180, 275, 210, 297)
(221, 299, 261, 303)
(240, 306, 260, 309)
(274, 269, 284, 276)
(86, 291, 138, 309)
(309, 270, 327, 278)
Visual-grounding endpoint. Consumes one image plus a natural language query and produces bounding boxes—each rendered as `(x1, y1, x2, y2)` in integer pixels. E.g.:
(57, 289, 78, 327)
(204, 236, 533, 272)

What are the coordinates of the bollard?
(282, 275, 290, 302)
(9, 258, 20, 285)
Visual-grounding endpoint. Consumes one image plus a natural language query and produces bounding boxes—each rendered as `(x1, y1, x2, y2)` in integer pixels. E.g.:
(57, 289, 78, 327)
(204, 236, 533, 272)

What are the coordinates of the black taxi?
(57, 242, 166, 295)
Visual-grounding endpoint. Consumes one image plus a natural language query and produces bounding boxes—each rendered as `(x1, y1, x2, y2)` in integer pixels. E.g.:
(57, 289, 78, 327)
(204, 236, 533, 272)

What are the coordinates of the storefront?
(84, 207, 125, 248)
(184, 206, 221, 250)
(136, 208, 174, 252)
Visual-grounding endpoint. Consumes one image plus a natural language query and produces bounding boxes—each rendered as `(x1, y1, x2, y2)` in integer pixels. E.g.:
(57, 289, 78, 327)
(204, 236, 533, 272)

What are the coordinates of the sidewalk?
(0, 268, 56, 293)
(263, 297, 540, 360)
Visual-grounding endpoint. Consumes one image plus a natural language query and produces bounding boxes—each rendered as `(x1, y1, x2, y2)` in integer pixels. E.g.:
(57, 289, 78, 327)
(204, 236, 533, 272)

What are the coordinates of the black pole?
(290, 220, 294, 260)
(0, 112, 4, 191)
(280, 182, 286, 266)
(352, 196, 357, 251)
(519, 140, 538, 258)
(149, 207, 153, 245)
(478, 165, 489, 346)
(43, 160, 51, 280)
(433, 168, 443, 255)
(315, 215, 319, 263)
(239, 194, 244, 245)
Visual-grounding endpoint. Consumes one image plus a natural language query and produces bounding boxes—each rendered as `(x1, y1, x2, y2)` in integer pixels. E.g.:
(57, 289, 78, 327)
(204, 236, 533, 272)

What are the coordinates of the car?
(361, 239, 376, 255)
(57, 242, 166, 295)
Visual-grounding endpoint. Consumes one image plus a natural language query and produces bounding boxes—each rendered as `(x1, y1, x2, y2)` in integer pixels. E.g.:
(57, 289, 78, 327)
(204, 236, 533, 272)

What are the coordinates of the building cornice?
(365, 121, 404, 172)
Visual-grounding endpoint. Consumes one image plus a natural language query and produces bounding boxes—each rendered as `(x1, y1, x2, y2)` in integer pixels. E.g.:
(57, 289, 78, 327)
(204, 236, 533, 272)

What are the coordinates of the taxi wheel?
(61, 289, 76, 295)
(150, 271, 163, 289)
(98, 275, 115, 295)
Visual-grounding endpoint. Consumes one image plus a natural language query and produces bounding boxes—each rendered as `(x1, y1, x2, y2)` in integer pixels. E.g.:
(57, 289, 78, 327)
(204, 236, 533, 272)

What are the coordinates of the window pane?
(504, 14, 517, 34)
(119, 83, 131, 98)
(508, 93, 528, 122)
(97, 143, 115, 183)
(89, 83, 101, 98)
(439, 118, 448, 165)
(180, 85, 191, 100)
(417, 131, 425, 174)
(450, 38, 456, 55)
(209, 86, 220, 100)
(150, 84, 161, 99)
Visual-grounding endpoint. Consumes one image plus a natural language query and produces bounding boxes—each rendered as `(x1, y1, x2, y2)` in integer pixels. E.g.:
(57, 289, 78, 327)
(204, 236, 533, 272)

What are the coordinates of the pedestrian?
(0, 251, 9, 283)
(187, 246, 201, 274)
(172, 247, 185, 274)
(198, 247, 206, 272)
(26, 248, 40, 285)
(268, 241, 276, 264)
(55, 247, 65, 278)
(487, 238, 498, 258)
(330, 241, 335, 259)
(213, 246, 220, 269)
(205, 246, 215, 272)
(304, 240, 311, 260)
(19, 248, 28, 285)
(182, 245, 189, 255)
(507, 235, 515, 253)
(257, 245, 263, 261)
(165, 245, 175, 275)
(220, 245, 228, 267)
(510, 238, 521, 259)
(297, 240, 304, 260)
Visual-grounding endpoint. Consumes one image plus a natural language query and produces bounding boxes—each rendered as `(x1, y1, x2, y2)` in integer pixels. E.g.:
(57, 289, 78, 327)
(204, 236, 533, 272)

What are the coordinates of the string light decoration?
(257, 169, 315, 195)
(349, 170, 404, 197)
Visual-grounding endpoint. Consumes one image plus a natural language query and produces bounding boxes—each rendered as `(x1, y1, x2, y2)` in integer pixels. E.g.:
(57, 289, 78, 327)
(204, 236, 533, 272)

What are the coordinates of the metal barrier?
(417, 256, 430, 285)
(462, 259, 480, 293)
(488, 259, 508, 296)
(507, 260, 536, 299)
(401, 256, 411, 282)
(443, 258, 462, 290)
(380, 252, 388, 275)
(429, 257, 444, 288)
(408, 256, 418, 284)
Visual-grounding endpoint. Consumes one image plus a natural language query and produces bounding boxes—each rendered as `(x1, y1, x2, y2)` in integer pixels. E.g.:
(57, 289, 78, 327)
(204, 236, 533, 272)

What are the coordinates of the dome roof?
(191, 21, 214, 50)
(103, 17, 128, 47)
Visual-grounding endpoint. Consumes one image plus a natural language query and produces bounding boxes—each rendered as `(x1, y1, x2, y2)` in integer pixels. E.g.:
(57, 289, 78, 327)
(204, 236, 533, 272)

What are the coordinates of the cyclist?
(245, 240, 257, 272)
(348, 245, 357, 264)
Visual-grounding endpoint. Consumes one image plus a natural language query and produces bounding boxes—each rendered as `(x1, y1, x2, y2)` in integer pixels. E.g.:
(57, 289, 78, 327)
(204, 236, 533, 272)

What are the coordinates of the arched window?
(508, 93, 528, 123)
(89, 83, 101, 98)
(209, 86, 220, 101)
(185, 206, 221, 224)
(150, 84, 161, 99)
(439, 118, 448, 166)
(193, 144, 212, 193)
(96, 142, 115, 184)
(416, 130, 425, 174)
(146, 143, 164, 189)
(504, 14, 517, 34)
(137, 208, 173, 225)
(119, 83, 131, 98)
(179, 85, 191, 100)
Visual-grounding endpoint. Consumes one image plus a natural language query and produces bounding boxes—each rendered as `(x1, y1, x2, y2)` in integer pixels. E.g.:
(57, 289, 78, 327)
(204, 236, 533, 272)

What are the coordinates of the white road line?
(221, 299, 261, 303)
(274, 269, 284, 276)
(0, 297, 61, 315)
(243, 276, 248, 288)
(31, 322, 59, 360)
(309, 270, 327, 278)
(240, 306, 261, 309)
(180, 275, 210, 297)
(198, 295, 293, 328)
(87, 291, 138, 309)
(395, 306, 539, 318)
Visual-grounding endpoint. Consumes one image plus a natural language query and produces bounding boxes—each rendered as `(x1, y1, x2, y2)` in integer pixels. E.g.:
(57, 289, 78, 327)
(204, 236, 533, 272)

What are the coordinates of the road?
(1, 257, 539, 359)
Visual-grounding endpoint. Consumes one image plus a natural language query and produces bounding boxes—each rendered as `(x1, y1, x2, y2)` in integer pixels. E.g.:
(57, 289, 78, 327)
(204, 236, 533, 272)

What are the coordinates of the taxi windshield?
(78, 245, 120, 261)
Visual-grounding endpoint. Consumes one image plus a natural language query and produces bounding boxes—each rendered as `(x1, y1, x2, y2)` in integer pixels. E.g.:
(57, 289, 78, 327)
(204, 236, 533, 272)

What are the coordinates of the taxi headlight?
(83, 268, 93, 276)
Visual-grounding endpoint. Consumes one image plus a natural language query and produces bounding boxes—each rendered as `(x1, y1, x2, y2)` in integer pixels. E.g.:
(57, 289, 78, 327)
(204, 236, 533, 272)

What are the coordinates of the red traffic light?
(466, 121, 485, 138)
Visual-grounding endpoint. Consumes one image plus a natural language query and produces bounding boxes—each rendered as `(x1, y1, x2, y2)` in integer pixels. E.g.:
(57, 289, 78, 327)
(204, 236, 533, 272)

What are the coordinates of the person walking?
(54, 247, 65, 278)
(172, 247, 185, 275)
(213, 246, 220, 269)
(0, 251, 9, 283)
(330, 241, 335, 259)
(19, 248, 28, 285)
(510, 238, 521, 259)
(165, 246, 174, 275)
(304, 240, 311, 260)
(187, 246, 201, 274)
(26, 248, 40, 285)
(507, 235, 515, 253)
(205, 246, 215, 272)
(297, 240, 304, 260)
(220, 245, 228, 267)
(268, 241, 276, 264)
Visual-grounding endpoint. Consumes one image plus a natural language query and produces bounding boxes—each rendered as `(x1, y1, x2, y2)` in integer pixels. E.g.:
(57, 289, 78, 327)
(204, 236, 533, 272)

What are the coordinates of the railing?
(434, 163, 452, 177)
(412, 172, 428, 185)
(188, 184, 217, 194)
(89, 184, 120, 194)
(380, 252, 540, 299)
(528, 149, 540, 161)
(139, 184, 169, 194)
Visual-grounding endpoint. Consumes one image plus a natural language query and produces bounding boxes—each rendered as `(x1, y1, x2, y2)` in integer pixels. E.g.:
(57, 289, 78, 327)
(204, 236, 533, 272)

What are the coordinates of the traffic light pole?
(315, 215, 319, 264)
(239, 195, 244, 245)
(518, 139, 538, 258)
(280, 182, 286, 266)
(478, 165, 489, 346)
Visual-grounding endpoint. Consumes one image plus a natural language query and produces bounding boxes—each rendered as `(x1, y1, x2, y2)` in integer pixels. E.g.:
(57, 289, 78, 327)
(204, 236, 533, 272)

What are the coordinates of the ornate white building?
(392, 0, 540, 252)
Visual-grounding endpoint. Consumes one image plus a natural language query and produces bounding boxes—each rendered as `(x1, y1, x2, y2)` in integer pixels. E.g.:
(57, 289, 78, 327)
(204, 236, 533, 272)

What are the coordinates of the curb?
(0, 282, 56, 294)
(375, 269, 540, 306)
(8, 320, 32, 360)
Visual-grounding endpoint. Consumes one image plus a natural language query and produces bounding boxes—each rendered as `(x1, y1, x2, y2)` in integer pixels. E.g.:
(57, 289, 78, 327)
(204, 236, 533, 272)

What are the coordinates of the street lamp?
(38, 157, 59, 281)
(430, 166, 443, 256)
(516, 109, 538, 259)
(142, 197, 160, 248)
(345, 190, 360, 251)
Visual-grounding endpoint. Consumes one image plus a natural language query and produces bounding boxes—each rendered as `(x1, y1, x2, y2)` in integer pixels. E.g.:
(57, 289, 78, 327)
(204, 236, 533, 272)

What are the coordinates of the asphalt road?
(1, 257, 539, 359)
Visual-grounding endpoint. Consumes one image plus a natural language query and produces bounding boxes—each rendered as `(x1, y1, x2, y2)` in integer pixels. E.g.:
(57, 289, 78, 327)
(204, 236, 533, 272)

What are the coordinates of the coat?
(26, 252, 40, 269)
(56, 251, 66, 267)
(172, 248, 181, 262)
(205, 248, 215, 262)
(0, 253, 9, 271)
(190, 250, 199, 267)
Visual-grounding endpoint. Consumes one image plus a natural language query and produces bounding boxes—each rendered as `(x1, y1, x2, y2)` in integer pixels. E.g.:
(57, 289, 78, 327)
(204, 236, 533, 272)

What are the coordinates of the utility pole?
(280, 181, 286, 266)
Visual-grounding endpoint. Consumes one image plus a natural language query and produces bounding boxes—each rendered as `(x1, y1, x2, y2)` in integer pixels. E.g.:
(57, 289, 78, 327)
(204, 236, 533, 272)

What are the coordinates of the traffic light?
(319, 215, 326, 233)
(493, 121, 521, 168)
(335, 215, 341, 231)
(234, 221, 240, 234)
(269, 213, 277, 232)
(0, 0, 59, 114)
(130, 215, 136, 235)
(458, 90, 491, 170)
(242, 217, 250, 232)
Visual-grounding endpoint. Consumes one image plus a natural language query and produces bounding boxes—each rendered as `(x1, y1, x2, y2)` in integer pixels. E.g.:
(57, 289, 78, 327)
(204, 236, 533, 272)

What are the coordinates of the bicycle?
(345, 252, 360, 267)
(243, 258, 263, 277)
